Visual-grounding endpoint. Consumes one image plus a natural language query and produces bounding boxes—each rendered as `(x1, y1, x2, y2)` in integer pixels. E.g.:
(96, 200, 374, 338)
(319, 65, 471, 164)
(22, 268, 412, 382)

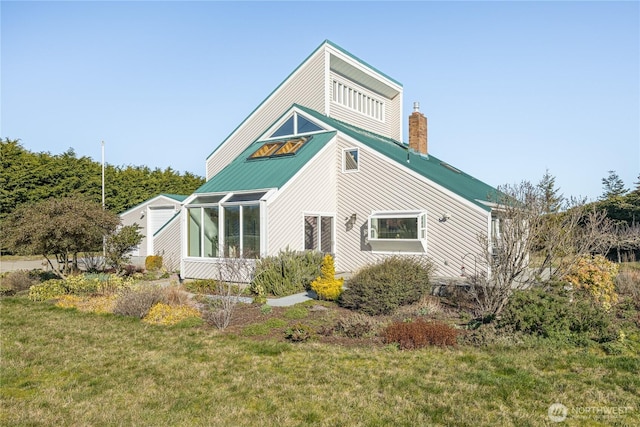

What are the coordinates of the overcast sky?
(2, 1, 638, 202)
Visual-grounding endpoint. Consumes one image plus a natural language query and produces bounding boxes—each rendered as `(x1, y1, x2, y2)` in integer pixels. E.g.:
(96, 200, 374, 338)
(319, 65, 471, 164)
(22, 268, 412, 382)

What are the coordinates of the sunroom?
(185, 191, 271, 260)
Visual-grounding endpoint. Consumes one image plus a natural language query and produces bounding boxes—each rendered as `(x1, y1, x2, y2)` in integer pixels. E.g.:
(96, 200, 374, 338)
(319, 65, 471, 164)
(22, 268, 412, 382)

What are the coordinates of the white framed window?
(304, 214, 334, 253)
(343, 148, 359, 172)
(368, 211, 427, 253)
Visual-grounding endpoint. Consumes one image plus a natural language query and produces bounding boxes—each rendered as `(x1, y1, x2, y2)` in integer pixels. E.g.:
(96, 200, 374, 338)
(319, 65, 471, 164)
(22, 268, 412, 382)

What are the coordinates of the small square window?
(343, 148, 359, 172)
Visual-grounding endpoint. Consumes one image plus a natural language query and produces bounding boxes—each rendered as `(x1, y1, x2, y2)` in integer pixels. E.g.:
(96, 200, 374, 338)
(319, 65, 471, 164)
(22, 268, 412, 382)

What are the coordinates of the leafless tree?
(468, 180, 614, 318)
(610, 222, 640, 263)
(203, 257, 254, 329)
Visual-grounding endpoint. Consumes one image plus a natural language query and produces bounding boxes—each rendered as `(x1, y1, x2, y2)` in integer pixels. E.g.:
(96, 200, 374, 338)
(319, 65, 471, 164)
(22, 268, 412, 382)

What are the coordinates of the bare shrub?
(469, 180, 614, 318)
(113, 285, 164, 318)
(0, 270, 38, 293)
(201, 258, 252, 330)
(162, 285, 192, 306)
(616, 269, 640, 307)
(397, 295, 444, 318)
(334, 313, 379, 338)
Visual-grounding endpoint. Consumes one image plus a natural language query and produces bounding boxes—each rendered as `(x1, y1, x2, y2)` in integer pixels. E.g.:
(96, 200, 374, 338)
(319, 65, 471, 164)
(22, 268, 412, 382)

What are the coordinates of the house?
(119, 193, 186, 268)
(147, 40, 500, 281)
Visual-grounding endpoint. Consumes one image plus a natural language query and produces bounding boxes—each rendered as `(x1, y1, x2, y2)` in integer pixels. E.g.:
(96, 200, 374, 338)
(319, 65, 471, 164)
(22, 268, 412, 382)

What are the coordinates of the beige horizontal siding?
(335, 135, 489, 277)
(266, 141, 337, 254)
(206, 52, 327, 180)
(183, 258, 256, 282)
(153, 215, 181, 271)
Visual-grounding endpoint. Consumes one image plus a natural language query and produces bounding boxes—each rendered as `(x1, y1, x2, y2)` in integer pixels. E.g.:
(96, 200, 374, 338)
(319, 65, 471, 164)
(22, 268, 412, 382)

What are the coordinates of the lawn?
(1, 296, 638, 426)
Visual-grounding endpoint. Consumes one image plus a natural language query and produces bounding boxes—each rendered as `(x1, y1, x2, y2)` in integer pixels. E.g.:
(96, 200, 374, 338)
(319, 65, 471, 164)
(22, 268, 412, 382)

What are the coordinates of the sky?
(2, 1, 639, 202)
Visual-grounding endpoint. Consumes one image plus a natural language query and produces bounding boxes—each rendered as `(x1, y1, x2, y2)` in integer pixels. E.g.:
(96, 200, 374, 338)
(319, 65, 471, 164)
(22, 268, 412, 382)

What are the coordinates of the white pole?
(102, 141, 106, 261)
(101, 141, 105, 209)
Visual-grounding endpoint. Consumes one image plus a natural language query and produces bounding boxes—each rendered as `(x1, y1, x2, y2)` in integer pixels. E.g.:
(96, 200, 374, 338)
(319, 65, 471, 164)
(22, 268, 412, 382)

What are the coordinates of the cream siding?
(335, 136, 489, 277)
(153, 215, 181, 272)
(206, 52, 327, 180)
(119, 196, 181, 258)
(266, 140, 337, 254)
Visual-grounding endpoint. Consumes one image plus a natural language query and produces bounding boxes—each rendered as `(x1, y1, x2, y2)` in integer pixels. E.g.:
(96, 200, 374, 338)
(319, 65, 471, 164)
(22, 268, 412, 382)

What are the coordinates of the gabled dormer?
(205, 40, 403, 180)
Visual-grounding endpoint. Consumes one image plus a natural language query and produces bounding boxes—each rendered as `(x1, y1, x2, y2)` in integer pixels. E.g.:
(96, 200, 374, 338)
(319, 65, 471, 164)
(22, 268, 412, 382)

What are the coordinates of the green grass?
(1, 296, 639, 426)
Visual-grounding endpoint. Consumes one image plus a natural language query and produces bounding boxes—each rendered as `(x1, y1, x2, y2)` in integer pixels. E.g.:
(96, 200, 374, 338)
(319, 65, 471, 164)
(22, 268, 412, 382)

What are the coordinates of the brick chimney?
(409, 102, 428, 155)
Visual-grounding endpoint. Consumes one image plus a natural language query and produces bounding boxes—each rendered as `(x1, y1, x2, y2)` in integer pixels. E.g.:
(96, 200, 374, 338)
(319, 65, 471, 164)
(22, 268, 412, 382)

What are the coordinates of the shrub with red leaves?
(382, 319, 458, 349)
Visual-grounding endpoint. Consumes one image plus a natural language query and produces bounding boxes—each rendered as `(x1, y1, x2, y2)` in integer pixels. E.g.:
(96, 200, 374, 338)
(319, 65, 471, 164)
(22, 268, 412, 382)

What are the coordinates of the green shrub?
(498, 285, 613, 344)
(145, 255, 163, 271)
(382, 319, 458, 349)
(251, 249, 324, 297)
(113, 285, 164, 318)
(184, 279, 219, 295)
(284, 323, 313, 342)
(339, 256, 434, 315)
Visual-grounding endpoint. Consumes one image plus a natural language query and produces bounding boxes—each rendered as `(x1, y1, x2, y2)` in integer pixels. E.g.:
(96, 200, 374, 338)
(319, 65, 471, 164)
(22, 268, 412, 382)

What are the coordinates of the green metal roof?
(294, 105, 500, 211)
(195, 131, 337, 194)
(160, 194, 188, 202)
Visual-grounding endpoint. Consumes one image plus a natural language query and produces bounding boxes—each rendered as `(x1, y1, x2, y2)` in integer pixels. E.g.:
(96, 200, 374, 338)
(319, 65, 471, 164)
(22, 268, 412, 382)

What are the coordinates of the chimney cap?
(413, 101, 420, 112)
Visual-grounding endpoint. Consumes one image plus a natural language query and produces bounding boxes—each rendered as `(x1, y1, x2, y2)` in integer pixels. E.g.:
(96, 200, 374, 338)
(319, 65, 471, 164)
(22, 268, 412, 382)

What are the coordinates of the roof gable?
(205, 40, 402, 163)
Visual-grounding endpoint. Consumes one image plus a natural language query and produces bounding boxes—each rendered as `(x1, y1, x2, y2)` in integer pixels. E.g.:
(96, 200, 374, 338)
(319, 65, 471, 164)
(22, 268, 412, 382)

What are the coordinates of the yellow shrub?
(55, 295, 82, 309)
(145, 255, 163, 271)
(79, 295, 118, 314)
(143, 303, 201, 326)
(565, 255, 619, 310)
(311, 254, 344, 301)
(55, 294, 117, 314)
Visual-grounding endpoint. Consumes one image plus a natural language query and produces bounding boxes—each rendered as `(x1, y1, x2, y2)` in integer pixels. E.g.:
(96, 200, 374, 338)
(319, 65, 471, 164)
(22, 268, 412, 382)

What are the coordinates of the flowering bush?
(54, 294, 118, 314)
(29, 280, 68, 301)
(143, 303, 201, 326)
(55, 294, 83, 309)
(565, 255, 619, 310)
(310, 254, 343, 301)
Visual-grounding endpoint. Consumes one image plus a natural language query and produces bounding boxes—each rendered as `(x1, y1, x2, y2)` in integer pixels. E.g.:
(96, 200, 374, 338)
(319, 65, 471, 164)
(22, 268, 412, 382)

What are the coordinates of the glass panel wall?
(224, 206, 240, 258)
(243, 205, 260, 258)
(188, 208, 202, 257)
(203, 207, 219, 257)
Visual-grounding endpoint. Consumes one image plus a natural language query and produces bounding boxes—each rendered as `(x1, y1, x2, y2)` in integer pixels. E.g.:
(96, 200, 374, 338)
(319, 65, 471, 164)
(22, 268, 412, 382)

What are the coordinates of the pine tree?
(601, 170, 628, 199)
(536, 169, 563, 213)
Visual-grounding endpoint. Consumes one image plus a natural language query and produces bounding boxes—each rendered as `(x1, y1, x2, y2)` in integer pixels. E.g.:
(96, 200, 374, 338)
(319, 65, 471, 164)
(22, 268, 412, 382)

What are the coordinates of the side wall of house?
(328, 71, 402, 141)
(334, 136, 490, 277)
(153, 215, 181, 272)
(266, 141, 337, 254)
(205, 52, 327, 180)
(119, 197, 181, 258)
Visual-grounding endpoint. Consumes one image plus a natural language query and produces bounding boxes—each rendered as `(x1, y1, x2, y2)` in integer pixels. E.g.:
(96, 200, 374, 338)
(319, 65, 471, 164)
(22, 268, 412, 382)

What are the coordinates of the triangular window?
(271, 116, 295, 138)
(269, 113, 324, 138)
